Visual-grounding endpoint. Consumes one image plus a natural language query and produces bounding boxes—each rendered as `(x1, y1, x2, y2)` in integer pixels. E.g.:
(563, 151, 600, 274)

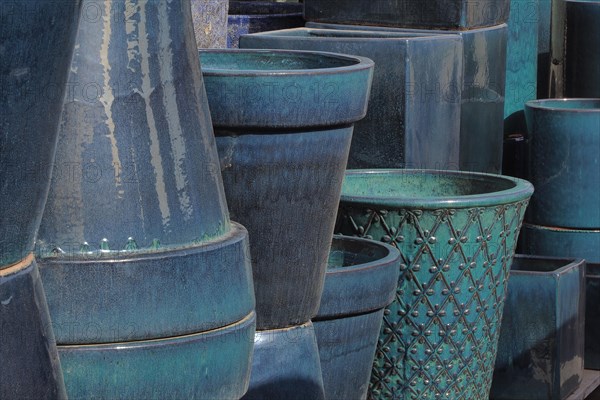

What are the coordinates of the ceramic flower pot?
(303, 0, 510, 30)
(313, 236, 401, 400)
(36, 1, 255, 398)
(191, 0, 229, 48)
(200, 49, 374, 330)
(0, 2, 80, 398)
(520, 223, 600, 264)
(227, 1, 304, 48)
(336, 169, 533, 399)
(490, 255, 585, 400)
(305, 22, 508, 174)
(524, 99, 600, 228)
(565, 0, 600, 98)
(242, 322, 326, 400)
(585, 263, 600, 370)
(240, 27, 463, 170)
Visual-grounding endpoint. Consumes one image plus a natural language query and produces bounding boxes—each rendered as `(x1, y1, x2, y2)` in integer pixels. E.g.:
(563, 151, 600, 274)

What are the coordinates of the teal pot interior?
(336, 169, 533, 399)
(520, 223, 600, 264)
(491, 255, 585, 400)
(58, 312, 256, 399)
(199, 49, 374, 128)
(239, 27, 463, 170)
(524, 99, 600, 229)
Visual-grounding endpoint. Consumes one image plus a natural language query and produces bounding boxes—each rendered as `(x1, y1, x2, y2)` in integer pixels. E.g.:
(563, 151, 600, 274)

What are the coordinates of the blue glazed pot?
(36, 1, 255, 398)
(303, 0, 510, 29)
(305, 22, 508, 174)
(314, 236, 400, 400)
(0, 2, 80, 398)
(243, 322, 326, 400)
(490, 255, 585, 400)
(240, 27, 463, 170)
(200, 49, 374, 329)
(227, 1, 304, 48)
(565, 0, 600, 98)
(191, 0, 229, 48)
(336, 169, 533, 399)
(520, 223, 600, 264)
(585, 263, 600, 370)
(524, 99, 600, 228)
(58, 312, 256, 399)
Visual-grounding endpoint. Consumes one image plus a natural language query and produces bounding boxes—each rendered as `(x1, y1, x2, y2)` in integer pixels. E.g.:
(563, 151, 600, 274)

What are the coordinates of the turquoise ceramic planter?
(491, 255, 585, 400)
(336, 169, 533, 399)
(305, 22, 508, 173)
(524, 99, 600, 228)
(314, 236, 401, 400)
(520, 223, 600, 264)
(240, 27, 463, 170)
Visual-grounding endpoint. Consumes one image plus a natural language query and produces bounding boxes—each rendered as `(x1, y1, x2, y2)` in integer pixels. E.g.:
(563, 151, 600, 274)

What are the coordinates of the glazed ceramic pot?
(227, 1, 304, 48)
(305, 22, 508, 174)
(200, 49, 374, 330)
(240, 27, 463, 170)
(0, 2, 80, 398)
(314, 236, 401, 400)
(491, 255, 585, 400)
(303, 0, 510, 30)
(36, 1, 255, 398)
(585, 263, 600, 370)
(520, 223, 600, 264)
(565, 0, 600, 98)
(243, 322, 326, 400)
(191, 0, 229, 48)
(336, 169, 533, 399)
(524, 99, 600, 228)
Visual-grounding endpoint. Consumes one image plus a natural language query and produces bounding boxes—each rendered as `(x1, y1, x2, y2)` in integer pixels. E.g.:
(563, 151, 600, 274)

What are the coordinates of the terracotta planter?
(200, 49, 374, 330)
(37, 1, 255, 398)
(0, 1, 80, 398)
(240, 27, 463, 170)
(336, 169, 533, 399)
(491, 255, 585, 400)
(305, 22, 508, 173)
(314, 236, 401, 400)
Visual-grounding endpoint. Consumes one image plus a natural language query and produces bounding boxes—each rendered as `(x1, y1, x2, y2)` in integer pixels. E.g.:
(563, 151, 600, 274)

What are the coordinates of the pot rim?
(523, 222, 600, 233)
(525, 98, 600, 113)
(510, 254, 585, 276)
(340, 169, 534, 209)
(199, 48, 374, 77)
(326, 235, 400, 277)
(304, 21, 509, 35)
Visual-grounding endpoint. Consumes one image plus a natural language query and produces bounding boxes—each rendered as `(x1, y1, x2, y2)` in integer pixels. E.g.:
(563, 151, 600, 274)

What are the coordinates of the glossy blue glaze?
(243, 322, 326, 400)
(565, 0, 600, 98)
(585, 263, 600, 369)
(240, 28, 463, 170)
(200, 49, 374, 329)
(491, 255, 585, 400)
(305, 22, 508, 173)
(303, 0, 510, 29)
(58, 312, 256, 399)
(227, 1, 304, 48)
(524, 99, 600, 228)
(191, 0, 229, 48)
(314, 236, 400, 400)
(520, 223, 600, 263)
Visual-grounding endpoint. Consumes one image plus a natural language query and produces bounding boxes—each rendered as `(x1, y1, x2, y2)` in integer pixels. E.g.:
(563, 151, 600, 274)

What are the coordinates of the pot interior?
(511, 256, 576, 273)
(328, 237, 389, 270)
(200, 50, 360, 71)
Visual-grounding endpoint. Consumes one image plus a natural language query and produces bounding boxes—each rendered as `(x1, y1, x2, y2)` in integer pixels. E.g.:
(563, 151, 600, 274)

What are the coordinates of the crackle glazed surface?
(336, 170, 533, 400)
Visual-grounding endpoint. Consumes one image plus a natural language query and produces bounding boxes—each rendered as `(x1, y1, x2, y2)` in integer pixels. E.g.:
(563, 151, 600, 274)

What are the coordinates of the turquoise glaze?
(336, 169, 533, 399)
(521, 223, 600, 264)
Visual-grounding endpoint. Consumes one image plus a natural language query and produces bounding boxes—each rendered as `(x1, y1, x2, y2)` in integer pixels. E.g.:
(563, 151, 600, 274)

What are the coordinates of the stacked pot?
(0, 2, 80, 398)
(35, 1, 256, 398)
(199, 49, 374, 399)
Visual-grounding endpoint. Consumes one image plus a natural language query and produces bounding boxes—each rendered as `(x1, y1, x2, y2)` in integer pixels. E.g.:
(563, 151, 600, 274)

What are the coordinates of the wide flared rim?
(525, 98, 600, 113)
(340, 169, 534, 209)
(326, 235, 400, 276)
(199, 48, 374, 77)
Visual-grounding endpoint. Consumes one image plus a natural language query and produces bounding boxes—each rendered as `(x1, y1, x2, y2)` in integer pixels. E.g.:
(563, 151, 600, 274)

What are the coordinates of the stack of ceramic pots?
(335, 169, 533, 399)
(35, 1, 256, 398)
(0, 2, 80, 398)
(199, 48, 374, 399)
(239, 28, 463, 171)
(293, 0, 509, 173)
